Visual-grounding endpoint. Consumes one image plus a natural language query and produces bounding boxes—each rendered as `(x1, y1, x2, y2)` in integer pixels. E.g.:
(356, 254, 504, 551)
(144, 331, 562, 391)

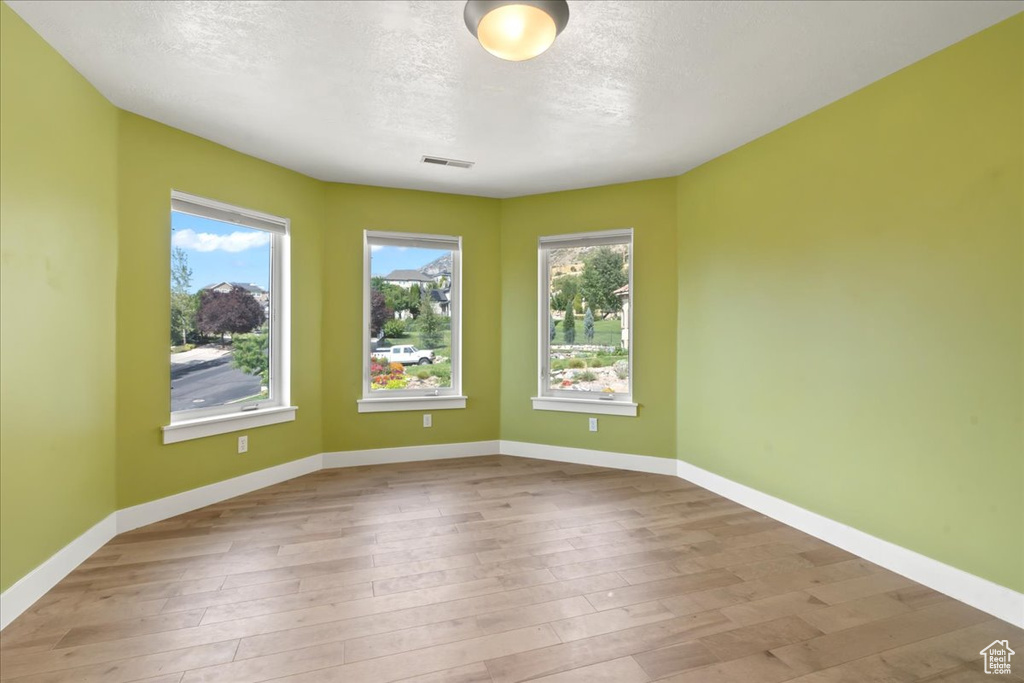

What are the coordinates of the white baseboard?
(0, 512, 116, 630)
(322, 440, 500, 468)
(117, 453, 323, 533)
(4, 441, 1020, 631)
(673, 458, 1024, 628)
(499, 440, 678, 476)
(2, 453, 325, 630)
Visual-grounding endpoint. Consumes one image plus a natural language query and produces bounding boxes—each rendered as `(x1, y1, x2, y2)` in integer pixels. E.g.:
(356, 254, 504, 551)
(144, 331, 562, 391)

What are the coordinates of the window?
(359, 231, 464, 412)
(535, 229, 636, 416)
(163, 191, 293, 443)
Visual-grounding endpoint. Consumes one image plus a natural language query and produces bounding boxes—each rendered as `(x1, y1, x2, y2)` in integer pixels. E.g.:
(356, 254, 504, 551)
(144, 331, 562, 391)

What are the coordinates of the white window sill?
(531, 396, 638, 417)
(358, 396, 467, 413)
(163, 406, 297, 444)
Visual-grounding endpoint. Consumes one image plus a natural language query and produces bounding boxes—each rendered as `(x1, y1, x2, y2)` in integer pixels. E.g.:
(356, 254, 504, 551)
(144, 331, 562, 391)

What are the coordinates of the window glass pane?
(369, 245, 453, 392)
(170, 211, 272, 413)
(547, 243, 630, 394)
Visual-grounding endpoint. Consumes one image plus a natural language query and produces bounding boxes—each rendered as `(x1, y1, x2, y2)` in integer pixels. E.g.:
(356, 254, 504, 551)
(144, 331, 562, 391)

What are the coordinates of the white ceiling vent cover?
(421, 155, 475, 169)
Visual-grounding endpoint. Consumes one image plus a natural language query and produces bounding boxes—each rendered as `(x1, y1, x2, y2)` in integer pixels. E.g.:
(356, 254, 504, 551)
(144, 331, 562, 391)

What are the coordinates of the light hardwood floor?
(1, 455, 1020, 682)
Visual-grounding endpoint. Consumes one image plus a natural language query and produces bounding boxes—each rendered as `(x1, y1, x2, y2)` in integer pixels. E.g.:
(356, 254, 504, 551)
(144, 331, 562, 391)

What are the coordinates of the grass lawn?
(550, 354, 626, 371)
(551, 317, 621, 346)
(407, 361, 451, 382)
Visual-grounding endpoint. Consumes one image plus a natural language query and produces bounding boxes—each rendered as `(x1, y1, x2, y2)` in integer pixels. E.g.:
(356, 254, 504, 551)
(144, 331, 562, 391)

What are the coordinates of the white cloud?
(172, 228, 270, 253)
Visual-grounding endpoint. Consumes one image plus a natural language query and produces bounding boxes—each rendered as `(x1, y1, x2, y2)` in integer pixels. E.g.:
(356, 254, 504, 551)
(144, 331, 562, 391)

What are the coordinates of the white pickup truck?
(379, 345, 434, 365)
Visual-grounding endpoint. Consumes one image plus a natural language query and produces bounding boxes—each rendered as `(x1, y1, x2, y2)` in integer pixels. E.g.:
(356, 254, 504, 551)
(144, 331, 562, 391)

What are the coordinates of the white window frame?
(533, 228, 637, 417)
(162, 190, 294, 444)
(358, 230, 466, 413)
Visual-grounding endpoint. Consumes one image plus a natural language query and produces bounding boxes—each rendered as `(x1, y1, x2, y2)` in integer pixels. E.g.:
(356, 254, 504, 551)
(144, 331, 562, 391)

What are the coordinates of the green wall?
(0, 4, 119, 591)
(116, 113, 327, 507)
(499, 180, 678, 458)
(322, 184, 502, 453)
(1, 3, 1019, 601)
(675, 15, 1023, 591)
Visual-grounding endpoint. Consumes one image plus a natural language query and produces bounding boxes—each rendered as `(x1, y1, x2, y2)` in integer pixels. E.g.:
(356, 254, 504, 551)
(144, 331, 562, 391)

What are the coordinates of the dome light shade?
(464, 1, 570, 62)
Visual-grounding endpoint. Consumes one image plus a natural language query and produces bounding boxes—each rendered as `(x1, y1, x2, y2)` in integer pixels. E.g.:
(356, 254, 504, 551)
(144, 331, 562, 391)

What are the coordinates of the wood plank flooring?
(1, 455, 1020, 682)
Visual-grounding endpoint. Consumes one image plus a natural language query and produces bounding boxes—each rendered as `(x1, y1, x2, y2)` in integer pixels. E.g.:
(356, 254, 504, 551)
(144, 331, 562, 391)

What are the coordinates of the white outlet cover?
(423, 414, 432, 428)
(589, 418, 598, 432)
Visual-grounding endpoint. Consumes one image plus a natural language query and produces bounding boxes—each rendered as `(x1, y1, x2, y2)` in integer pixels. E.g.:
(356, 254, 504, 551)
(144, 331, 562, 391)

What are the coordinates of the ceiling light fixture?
(464, 0, 570, 62)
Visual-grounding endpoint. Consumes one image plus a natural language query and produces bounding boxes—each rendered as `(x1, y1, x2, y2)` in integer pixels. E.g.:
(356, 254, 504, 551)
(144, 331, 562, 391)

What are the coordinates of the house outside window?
(359, 230, 465, 413)
(534, 229, 636, 417)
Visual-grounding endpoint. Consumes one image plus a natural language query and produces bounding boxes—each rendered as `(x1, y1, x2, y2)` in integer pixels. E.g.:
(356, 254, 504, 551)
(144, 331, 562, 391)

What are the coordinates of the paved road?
(171, 354, 262, 412)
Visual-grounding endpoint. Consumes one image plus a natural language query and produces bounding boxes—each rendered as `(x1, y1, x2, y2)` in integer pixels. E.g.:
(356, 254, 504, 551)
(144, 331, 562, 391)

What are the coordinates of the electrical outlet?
(238, 435, 248, 453)
(423, 414, 432, 428)
(589, 418, 598, 432)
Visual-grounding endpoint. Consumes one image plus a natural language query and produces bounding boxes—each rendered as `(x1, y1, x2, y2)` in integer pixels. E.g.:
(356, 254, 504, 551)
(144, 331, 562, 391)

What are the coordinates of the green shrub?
(564, 305, 576, 344)
(588, 358, 606, 368)
(568, 358, 586, 369)
(577, 371, 597, 382)
(382, 319, 407, 338)
(429, 364, 452, 384)
(417, 289, 444, 348)
(615, 361, 628, 380)
(231, 331, 269, 384)
(550, 359, 568, 371)
(416, 369, 431, 380)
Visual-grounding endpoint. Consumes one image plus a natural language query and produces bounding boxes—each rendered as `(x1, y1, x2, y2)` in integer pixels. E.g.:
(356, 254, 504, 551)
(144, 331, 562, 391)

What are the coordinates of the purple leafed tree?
(370, 289, 392, 337)
(196, 288, 266, 344)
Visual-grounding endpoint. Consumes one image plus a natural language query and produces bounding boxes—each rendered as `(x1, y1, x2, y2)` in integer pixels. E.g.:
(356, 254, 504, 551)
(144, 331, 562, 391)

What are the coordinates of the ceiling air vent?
(421, 155, 475, 169)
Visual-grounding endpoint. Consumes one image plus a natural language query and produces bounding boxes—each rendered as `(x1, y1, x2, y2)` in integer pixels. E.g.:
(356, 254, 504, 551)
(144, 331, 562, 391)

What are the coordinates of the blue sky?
(371, 246, 448, 277)
(170, 212, 448, 289)
(171, 212, 270, 293)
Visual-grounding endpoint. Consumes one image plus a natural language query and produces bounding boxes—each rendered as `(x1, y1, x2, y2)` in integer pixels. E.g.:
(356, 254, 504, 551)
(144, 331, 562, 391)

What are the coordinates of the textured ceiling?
(8, 1, 1020, 198)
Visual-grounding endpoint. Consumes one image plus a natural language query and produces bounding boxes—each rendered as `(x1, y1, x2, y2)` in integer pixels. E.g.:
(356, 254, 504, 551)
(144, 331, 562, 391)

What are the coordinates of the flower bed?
(370, 356, 409, 390)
